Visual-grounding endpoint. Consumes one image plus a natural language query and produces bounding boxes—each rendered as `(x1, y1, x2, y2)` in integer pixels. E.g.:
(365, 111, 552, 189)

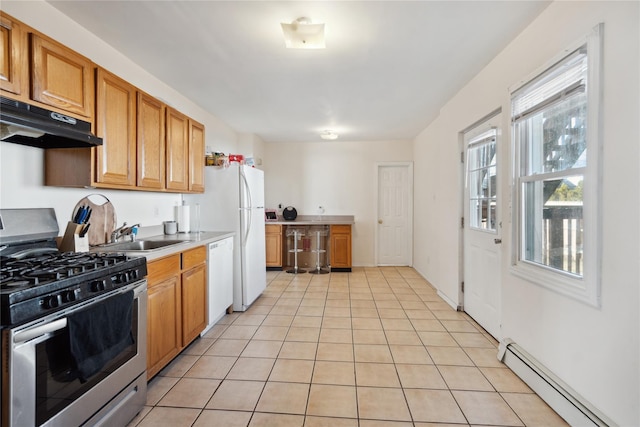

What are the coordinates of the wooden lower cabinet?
(330, 225, 352, 271)
(181, 247, 207, 346)
(266, 223, 352, 271)
(147, 273, 181, 379)
(265, 224, 283, 267)
(146, 246, 207, 379)
(146, 254, 181, 379)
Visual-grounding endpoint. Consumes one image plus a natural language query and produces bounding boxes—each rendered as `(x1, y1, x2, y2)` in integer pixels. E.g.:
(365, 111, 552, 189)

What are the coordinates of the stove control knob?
(91, 280, 106, 292)
(42, 295, 60, 309)
(61, 289, 79, 303)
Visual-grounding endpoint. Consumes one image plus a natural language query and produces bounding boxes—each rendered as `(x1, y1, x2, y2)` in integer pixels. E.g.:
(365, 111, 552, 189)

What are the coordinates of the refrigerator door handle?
(240, 170, 252, 246)
(240, 169, 253, 210)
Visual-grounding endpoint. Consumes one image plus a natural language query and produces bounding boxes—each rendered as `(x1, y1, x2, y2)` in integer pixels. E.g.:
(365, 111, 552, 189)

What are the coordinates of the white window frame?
(510, 24, 603, 307)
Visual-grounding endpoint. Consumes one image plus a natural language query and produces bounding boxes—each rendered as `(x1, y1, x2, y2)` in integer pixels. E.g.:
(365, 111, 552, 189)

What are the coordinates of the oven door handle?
(13, 318, 67, 344)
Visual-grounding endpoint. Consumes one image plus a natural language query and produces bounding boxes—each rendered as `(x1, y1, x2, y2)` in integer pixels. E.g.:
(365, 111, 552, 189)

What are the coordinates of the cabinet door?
(189, 119, 205, 193)
(95, 68, 136, 186)
(137, 92, 165, 189)
(181, 263, 207, 346)
(166, 107, 189, 191)
(0, 14, 27, 96)
(31, 34, 94, 118)
(147, 275, 181, 379)
(265, 225, 282, 267)
(330, 225, 352, 269)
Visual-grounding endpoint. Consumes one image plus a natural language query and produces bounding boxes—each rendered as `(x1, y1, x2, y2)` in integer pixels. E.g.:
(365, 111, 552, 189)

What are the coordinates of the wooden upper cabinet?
(95, 68, 136, 187)
(166, 107, 189, 191)
(31, 33, 94, 118)
(189, 119, 205, 193)
(0, 13, 27, 97)
(137, 92, 166, 189)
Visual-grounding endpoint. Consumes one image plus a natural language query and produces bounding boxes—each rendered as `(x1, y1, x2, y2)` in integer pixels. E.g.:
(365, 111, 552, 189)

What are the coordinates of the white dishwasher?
(203, 237, 234, 335)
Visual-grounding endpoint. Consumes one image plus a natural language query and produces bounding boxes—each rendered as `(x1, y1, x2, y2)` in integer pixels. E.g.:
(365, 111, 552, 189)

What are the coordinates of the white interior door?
(377, 163, 413, 266)
(463, 112, 502, 339)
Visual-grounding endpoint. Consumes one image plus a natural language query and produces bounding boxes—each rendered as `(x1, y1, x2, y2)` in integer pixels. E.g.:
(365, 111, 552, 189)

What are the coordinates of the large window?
(511, 25, 602, 305)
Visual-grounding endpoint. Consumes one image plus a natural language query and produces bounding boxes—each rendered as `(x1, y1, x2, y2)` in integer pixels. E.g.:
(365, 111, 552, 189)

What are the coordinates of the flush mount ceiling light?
(281, 17, 325, 49)
(320, 130, 338, 140)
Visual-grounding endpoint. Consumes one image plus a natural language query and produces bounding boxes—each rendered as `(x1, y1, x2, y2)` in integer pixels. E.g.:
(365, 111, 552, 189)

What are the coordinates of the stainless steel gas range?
(0, 208, 148, 427)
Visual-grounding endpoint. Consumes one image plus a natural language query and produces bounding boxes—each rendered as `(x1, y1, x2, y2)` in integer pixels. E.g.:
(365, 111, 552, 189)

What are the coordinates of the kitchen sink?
(96, 240, 190, 252)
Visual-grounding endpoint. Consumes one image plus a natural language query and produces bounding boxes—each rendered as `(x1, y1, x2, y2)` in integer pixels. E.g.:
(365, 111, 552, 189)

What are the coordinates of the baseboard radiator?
(498, 339, 616, 427)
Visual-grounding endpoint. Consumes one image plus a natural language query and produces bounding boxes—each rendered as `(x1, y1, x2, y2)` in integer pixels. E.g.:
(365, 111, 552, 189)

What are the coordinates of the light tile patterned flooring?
(129, 267, 568, 427)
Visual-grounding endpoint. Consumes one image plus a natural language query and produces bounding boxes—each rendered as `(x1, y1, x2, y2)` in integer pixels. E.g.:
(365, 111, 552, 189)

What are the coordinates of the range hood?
(0, 96, 102, 149)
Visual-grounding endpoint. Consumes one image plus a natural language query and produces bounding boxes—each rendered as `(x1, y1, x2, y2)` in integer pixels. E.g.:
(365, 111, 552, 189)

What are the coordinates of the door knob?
(378, 219, 383, 224)
(494, 238, 502, 244)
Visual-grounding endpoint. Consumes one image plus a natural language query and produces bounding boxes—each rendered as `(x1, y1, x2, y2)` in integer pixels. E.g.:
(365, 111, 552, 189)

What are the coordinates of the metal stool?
(286, 228, 306, 274)
(309, 228, 329, 274)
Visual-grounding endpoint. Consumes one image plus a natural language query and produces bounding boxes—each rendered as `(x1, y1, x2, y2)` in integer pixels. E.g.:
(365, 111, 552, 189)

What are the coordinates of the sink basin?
(97, 240, 189, 252)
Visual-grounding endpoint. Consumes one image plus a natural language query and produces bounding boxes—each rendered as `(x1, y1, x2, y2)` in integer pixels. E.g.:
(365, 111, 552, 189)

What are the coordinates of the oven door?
(2, 280, 147, 427)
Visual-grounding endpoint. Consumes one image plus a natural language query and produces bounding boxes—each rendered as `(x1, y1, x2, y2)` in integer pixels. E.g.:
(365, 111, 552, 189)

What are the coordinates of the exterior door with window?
(377, 163, 413, 266)
(463, 113, 502, 339)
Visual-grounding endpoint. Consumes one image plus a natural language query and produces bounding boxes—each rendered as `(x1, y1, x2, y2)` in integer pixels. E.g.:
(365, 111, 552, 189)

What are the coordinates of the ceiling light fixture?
(320, 130, 338, 140)
(281, 17, 325, 49)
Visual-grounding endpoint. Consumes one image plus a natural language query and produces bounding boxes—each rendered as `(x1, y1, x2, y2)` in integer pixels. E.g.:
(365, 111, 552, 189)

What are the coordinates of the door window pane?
(467, 131, 497, 232)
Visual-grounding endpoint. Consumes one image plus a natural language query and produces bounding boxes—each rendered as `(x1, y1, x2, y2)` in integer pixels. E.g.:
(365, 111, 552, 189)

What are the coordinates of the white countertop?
(91, 230, 235, 261)
(267, 215, 354, 226)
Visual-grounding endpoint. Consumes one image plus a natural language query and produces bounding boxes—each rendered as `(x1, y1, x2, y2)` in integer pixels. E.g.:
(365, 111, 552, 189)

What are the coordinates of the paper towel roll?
(174, 204, 190, 233)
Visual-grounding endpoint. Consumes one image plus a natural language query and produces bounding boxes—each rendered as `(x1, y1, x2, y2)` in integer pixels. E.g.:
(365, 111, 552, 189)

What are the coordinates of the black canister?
(283, 206, 297, 220)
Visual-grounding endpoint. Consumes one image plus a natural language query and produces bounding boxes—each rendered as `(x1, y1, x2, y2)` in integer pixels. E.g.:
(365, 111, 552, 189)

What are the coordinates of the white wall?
(412, 1, 639, 425)
(263, 140, 413, 267)
(0, 1, 240, 233)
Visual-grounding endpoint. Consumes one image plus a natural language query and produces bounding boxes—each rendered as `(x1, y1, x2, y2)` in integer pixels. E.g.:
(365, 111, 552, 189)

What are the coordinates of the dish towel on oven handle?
(68, 290, 134, 382)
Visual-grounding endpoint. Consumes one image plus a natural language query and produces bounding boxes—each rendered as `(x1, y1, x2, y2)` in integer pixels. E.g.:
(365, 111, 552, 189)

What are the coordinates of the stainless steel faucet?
(110, 222, 128, 243)
(110, 223, 140, 243)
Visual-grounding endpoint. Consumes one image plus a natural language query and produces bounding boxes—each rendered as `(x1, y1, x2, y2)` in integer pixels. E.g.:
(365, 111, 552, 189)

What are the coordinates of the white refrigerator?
(185, 163, 266, 312)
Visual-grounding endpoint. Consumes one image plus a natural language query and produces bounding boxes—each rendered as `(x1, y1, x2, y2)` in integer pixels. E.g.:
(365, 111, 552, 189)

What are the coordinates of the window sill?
(510, 260, 599, 307)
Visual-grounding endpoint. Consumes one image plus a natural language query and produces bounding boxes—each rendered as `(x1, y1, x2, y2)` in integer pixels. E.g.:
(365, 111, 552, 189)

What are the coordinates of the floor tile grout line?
(135, 268, 561, 426)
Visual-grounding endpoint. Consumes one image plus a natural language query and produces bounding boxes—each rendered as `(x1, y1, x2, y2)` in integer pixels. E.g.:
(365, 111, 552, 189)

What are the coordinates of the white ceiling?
(47, 1, 549, 143)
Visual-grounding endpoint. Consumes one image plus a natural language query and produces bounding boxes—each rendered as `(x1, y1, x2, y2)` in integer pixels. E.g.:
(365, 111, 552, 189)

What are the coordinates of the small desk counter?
(265, 215, 353, 272)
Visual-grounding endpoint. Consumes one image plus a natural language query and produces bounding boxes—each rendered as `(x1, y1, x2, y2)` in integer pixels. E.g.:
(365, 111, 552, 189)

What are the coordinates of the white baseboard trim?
(498, 339, 616, 427)
(436, 289, 460, 311)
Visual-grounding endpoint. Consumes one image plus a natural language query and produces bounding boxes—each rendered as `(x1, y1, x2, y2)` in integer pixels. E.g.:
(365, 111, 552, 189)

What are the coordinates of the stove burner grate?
(0, 252, 132, 290)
